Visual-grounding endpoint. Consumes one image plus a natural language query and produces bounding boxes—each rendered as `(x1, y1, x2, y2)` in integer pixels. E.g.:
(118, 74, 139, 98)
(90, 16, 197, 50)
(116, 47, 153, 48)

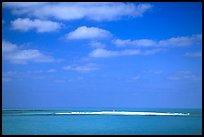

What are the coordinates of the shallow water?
(2, 108, 202, 135)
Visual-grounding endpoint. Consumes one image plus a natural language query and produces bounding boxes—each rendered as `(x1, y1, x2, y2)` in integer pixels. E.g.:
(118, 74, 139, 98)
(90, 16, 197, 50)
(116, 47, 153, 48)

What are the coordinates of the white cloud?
(4, 70, 37, 76)
(89, 48, 161, 58)
(66, 26, 111, 40)
(89, 41, 106, 48)
(2, 70, 45, 80)
(3, 2, 153, 21)
(113, 39, 157, 47)
(2, 40, 17, 52)
(3, 2, 47, 8)
(132, 76, 140, 80)
(63, 65, 72, 70)
(143, 48, 161, 55)
(2, 77, 12, 82)
(113, 34, 202, 48)
(153, 71, 163, 74)
(168, 71, 200, 80)
(11, 18, 62, 32)
(143, 70, 163, 74)
(75, 63, 99, 72)
(7, 49, 55, 64)
(159, 34, 202, 47)
(2, 40, 58, 64)
(54, 79, 66, 83)
(89, 48, 122, 58)
(47, 69, 56, 72)
(185, 52, 202, 57)
(54, 76, 84, 83)
(63, 63, 99, 72)
(143, 70, 152, 73)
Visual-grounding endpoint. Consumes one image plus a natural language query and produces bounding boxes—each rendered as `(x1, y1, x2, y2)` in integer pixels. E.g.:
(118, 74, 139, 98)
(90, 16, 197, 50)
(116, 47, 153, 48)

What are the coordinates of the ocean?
(2, 108, 202, 135)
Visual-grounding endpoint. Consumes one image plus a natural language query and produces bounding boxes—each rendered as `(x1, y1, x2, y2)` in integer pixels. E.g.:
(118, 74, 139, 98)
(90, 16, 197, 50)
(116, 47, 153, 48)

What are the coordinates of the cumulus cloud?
(185, 52, 202, 57)
(66, 26, 111, 40)
(159, 34, 202, 47)
(3, 2, 153, 21)
(63, 63, 99, 72)
(168, 71, 200, 80)
(2, 40, 58, 64)
(11, 18, 62, 32)
(89, 48, 161, 58)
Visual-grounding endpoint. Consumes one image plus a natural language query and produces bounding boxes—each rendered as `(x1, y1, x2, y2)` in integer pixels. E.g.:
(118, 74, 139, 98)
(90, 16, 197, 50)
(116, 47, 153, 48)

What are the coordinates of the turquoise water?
(2, 108, 202, 135)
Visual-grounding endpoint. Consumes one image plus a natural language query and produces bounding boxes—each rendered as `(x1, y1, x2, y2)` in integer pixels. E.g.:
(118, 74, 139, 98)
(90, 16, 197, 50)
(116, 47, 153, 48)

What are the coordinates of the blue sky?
(2, 2, 202, 109)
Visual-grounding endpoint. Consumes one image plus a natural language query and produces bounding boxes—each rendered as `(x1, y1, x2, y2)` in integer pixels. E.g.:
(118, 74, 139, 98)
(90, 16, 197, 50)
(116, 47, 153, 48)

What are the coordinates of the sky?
(2, 2, 202, 109)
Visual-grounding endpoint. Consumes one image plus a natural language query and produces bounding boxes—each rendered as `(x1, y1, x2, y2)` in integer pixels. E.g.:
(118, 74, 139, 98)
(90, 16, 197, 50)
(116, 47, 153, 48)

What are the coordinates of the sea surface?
(2, 108, 202, 135)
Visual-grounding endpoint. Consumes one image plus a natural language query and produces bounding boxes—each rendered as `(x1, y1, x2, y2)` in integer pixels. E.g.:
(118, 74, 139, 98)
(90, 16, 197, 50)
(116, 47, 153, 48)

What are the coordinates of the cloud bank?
(159, 34, 202, 47)
(113, 34, 202, 48)
(89, 48, 161, 58)
(3, 2, 153, 21)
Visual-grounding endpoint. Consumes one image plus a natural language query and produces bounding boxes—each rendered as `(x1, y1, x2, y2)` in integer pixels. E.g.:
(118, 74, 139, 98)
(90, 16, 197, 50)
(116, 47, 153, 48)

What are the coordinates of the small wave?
(54, 111, 190, 116)
(3, 110, 190, 116)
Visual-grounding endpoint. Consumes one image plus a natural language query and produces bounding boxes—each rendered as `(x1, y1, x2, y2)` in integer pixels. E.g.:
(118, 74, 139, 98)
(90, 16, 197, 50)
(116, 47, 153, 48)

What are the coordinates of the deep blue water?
(2, 108, 202, 135)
